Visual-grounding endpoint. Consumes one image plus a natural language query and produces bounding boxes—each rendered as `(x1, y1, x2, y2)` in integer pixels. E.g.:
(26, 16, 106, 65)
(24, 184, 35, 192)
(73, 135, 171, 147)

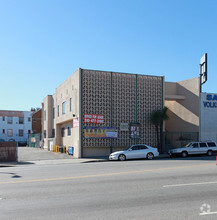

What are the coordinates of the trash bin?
(68, 146, 74, 155)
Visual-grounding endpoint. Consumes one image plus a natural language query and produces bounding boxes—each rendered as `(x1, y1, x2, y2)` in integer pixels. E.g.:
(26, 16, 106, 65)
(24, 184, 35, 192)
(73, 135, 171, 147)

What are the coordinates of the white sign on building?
(120, 123, 129, 131)
(201, 93, 217, 142)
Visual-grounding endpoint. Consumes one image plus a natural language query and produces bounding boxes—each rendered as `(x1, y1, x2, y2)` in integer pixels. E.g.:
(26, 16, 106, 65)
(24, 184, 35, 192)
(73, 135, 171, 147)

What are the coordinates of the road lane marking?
(163, 181, 217, 188)
(200, 211, 217, 216)
(0, 163, 213, 185)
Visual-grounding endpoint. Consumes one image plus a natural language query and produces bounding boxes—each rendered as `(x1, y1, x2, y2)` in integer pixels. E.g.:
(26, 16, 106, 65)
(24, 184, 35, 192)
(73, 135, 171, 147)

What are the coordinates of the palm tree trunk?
(155, 125, 160, 150)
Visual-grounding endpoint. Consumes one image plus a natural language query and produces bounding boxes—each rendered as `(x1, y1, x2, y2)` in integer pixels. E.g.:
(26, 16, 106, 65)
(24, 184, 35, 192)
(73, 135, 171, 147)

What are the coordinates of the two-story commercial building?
(42, 68, 164, 158)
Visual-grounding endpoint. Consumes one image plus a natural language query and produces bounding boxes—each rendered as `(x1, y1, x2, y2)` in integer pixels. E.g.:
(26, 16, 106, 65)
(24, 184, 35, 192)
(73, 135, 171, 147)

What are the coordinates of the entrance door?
(49, 141, 53, 151)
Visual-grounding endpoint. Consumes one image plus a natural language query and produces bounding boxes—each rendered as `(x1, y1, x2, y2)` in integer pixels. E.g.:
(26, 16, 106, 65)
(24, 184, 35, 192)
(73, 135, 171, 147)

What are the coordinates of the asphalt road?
(1, 156, 217, 220)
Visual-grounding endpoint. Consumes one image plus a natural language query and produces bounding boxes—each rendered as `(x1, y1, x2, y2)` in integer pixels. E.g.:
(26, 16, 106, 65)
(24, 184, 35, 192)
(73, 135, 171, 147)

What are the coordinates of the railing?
(51, 145, 67, 154)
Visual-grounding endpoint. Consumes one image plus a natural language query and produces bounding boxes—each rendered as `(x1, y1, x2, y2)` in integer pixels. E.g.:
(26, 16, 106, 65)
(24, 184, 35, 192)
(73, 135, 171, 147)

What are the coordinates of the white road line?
(163, 181, 217, 188)
(199, 211, 217, 216)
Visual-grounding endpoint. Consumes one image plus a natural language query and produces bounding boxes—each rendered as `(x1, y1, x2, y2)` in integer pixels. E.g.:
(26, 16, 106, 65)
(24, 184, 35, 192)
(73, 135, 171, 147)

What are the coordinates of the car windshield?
(183, 143, 191, 148)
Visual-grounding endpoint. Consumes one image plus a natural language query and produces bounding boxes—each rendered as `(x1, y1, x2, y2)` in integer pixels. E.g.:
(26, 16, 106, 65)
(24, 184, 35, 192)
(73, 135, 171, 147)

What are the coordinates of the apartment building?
(42, 68, 164, 158)
(0, 110, 33, 143)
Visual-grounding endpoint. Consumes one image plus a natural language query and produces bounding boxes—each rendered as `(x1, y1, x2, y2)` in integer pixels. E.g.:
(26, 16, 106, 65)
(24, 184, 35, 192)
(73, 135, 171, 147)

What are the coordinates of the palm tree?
(150, 106, 169, 153)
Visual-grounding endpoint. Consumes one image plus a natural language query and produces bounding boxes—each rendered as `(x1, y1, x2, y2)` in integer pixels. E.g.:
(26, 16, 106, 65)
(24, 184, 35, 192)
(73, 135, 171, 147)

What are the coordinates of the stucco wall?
(165, 77, 200, 132)
(42, 69, 80, 157)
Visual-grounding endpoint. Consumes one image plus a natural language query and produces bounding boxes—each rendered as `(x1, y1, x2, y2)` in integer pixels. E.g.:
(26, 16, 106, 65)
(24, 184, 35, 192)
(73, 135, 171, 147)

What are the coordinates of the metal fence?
(163, 132, 199, 153)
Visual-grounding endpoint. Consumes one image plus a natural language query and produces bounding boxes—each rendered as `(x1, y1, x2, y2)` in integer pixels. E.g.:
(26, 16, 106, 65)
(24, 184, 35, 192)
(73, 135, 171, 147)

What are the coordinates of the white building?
(0, 110, 33, 143)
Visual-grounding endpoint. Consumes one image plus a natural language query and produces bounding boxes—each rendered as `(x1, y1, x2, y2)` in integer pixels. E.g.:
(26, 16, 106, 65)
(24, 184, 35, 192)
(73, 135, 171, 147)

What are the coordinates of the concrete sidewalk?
(0, 146, 169, 167)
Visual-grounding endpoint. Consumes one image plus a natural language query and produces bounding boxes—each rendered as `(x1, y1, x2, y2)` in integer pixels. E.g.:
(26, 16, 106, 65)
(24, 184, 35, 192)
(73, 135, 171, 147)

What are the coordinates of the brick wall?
(32, 109, 42, 134)
(0, 142, 17, 162)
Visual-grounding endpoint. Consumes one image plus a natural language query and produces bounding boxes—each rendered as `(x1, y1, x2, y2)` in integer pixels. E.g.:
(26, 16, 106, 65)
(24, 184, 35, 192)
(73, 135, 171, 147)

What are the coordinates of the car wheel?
(207, 150, 213, 156)
(182, 151, 188, 158)
(118, 154, 126, 161)
(146, 152, 154, 160)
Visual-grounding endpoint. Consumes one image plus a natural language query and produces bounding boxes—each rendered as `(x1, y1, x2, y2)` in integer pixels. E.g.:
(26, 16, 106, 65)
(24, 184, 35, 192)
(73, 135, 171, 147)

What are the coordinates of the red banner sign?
(84, 114, 104, 124)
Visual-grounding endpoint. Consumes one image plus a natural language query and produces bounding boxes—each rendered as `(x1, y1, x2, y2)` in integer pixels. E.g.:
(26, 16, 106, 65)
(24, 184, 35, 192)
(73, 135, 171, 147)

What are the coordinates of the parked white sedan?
(109, 144, 159, 161)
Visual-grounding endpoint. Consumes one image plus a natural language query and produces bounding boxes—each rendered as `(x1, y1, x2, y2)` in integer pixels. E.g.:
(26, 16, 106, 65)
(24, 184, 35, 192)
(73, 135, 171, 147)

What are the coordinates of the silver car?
(109, 144, 159, 161)
(168, 141, 217, 157)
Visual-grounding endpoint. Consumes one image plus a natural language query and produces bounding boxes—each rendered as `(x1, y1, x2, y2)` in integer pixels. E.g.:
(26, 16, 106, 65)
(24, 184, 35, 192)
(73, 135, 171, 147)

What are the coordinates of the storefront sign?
(73, 118, 79, 127)
(84, 126, 118, 139)
(84, 114, 104, 124)
(120, 123, 129, 131)
(204, 94, 217, 108)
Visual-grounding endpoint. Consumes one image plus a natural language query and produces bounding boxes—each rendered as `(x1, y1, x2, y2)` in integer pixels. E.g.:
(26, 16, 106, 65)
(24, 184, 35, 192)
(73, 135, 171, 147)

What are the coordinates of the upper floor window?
(7, 129, 13, 137)
(68, 126, 71, 136)
(2, 129, 5, 134)
(7, 117, 13, 124)
(2, 116, 5, 121)
(58, 105, 60, 117)
(33, 118, 37, 122)
(28, 117, 31, 122)
(62, 102, 66, 115)
(70, 98, 72, 112)
(19, 117, 24, 124)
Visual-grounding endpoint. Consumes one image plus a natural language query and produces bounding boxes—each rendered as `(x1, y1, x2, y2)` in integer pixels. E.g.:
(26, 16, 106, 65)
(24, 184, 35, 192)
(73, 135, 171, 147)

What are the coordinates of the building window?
(33, 118, 37, 122)
(7, 117, 13, 124)
(68, 126, 71, 136)
(44, 130, 46, 138)
(53, 108, 55, 119)
(44, 110, 46, 120)
(62, 102, 66, 115)
(19, 117, 24, 124)
(3, 129, 5, 134)
(61, 127, 65, 137)
(70, 98, 72, 112)
(7, 129, 13, 137)
(58, 105, 60, 117)
(52, 129, 55, 138)
(19, 129, 24, 136)
(28, 130, 31, 134)
(3, 116, 5, 121)
(28, 117, 31, 122)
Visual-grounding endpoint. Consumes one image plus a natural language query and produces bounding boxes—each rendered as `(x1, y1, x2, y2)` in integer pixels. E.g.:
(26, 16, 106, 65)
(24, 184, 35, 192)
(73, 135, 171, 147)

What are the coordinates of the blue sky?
(1, 0, 217, 111)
